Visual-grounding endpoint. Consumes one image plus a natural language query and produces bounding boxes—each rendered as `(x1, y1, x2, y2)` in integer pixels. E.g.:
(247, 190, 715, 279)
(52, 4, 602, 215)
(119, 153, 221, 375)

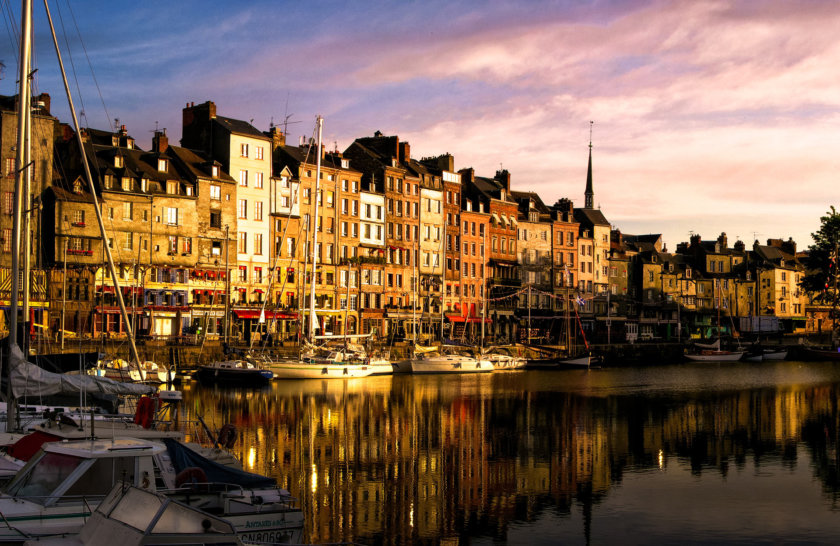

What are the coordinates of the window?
(182, 237, 192, 254)
(210, 184, 221, 200)
(166, 207, 179, 226)
(123, 202, 133, 220)
(114, 155, 123, 168)
(239, 170, 248, 187)
(238, 232, 247, 253)
(168, 235, 177, 253)
(121, 178, 132, 191)
(254, 233, 263, 255)
(255, 146, 264, 160)
(123, 232, 133, 250)
(157, 159, 167, 172)
(240, 143, 249, 157)
(210, 211, 221, 228)
(238, 199, 247, 219)
(255, 201, 263, 221)
(2, 192, 13, 215)
(254, 172, 264, 189)
(73, 210, 85, 225)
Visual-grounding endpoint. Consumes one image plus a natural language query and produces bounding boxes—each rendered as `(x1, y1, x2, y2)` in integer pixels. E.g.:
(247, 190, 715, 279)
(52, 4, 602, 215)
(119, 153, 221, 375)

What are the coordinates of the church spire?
(585, 121, 594, 209)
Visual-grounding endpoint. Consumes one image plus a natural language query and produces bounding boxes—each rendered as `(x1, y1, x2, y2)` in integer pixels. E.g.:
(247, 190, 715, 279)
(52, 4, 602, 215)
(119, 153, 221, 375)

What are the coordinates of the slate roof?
(574, 207, 610, 227)
(214, 116, 268, 140)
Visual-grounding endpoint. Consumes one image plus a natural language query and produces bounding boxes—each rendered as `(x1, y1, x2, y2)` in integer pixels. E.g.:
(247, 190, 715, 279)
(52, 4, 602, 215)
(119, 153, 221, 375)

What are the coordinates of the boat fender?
(175, 466, 208, 488)
(217, 423, 237, 449)
(133, 396, 155, 429)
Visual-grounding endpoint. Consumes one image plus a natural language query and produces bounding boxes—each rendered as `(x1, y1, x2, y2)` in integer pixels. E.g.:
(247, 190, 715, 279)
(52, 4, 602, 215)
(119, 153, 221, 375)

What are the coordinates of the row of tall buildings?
(0, 95, 828, 346)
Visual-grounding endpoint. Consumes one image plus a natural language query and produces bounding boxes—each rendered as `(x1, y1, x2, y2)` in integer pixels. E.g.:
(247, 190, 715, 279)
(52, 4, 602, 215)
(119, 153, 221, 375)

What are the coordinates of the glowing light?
(247, 447, 256, 470)
(310, 463, 318, 494)
(658, 449, 664, 470)
(409, 502, 414, 528)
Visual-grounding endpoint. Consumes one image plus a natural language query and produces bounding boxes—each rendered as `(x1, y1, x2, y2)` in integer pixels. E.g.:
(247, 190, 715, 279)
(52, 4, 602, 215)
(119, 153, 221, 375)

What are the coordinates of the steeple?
(585, 121, 594, 209)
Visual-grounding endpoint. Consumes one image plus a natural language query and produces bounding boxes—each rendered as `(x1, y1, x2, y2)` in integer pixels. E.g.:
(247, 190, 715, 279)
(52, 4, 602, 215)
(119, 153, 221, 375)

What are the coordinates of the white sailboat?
(267, 117, 379, 379)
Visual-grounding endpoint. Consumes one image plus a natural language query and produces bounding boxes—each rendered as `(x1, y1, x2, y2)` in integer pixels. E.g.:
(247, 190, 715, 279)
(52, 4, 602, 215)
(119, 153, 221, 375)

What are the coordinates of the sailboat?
(393, 242, 493, 374)
(262, 117, 381, 379)
(684, 281, 745, 362)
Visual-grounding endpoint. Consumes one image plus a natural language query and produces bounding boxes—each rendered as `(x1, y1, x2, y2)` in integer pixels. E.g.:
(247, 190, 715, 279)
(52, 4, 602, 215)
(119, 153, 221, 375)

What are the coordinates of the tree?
(800, 207, 840, 322)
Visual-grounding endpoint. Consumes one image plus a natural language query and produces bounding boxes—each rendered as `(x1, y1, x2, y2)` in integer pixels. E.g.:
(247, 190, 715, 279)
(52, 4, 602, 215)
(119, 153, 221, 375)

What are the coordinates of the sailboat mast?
(43, 0, 142, 369)
(9, 0, 33, 355)
(308, 116, 323, 341)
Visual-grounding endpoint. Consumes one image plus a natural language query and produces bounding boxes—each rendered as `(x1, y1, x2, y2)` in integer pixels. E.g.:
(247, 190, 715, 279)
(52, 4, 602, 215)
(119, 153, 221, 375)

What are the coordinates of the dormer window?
(185, 186, 193, 197)
(341, 159, 349, 169)
(166, 181, 178, 195)
(125, 138, 134, 150)
(746, 271, 752, 281)
(114, 156, 123, 168)
(140, 178, 148, 192)
(111, 136, 119, 146)
(121, 177, 132, 191)
(686, 268, 692, 278)
(780, 259, 785, 267)
(103, 174, 113, 189)
(73, 179, 83, 194)
(157, 158, 168, 172)
(499, 190, 505, 200)
(211, 165, 219, 177)
(465, 201, 472, 212)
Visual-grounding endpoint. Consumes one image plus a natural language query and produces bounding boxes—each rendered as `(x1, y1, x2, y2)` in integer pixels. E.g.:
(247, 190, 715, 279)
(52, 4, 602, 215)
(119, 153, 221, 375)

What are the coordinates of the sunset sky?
(6, 0, 839, 251)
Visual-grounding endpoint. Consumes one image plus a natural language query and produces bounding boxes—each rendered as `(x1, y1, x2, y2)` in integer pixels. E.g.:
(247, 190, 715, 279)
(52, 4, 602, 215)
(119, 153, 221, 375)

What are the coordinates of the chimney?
(783, 237, 796, 255)
(35, 93, 50, 114)
(734, 240, 745, 252)
(267, 126, 285, 150)
(459, 167, 475, 183)
(152, 129, 169, 154)
(690, 234, 702, 247)
(181, 100, 216, 151)
(399, 141, 410, 163)
(717, 232, 728, 250)
(119, 124, 128, 136)
(495, 169, 511, 192)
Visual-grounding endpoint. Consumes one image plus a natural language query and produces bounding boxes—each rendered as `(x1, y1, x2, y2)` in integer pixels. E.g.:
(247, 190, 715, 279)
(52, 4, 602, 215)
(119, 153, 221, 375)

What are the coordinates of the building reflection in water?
(179, 364, 840, 544)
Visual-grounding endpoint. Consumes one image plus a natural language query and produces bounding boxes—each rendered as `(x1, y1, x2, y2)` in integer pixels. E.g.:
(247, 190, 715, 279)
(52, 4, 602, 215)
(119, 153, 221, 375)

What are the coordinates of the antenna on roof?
(113, 118, 120, 131)
(269, 116, 274, 128)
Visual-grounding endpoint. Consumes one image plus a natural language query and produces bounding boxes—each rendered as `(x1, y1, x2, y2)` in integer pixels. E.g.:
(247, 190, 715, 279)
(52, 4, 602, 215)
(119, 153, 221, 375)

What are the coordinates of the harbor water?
(179, 361, 840, 544)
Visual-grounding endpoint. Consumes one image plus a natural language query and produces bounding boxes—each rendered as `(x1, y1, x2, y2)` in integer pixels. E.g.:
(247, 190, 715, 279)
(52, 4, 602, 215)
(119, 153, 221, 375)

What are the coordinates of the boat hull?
(407, 355, 494, 374)
(684, 351, 745, 362)
(196, 366, 273, 385)
(269, 361, 376, 379)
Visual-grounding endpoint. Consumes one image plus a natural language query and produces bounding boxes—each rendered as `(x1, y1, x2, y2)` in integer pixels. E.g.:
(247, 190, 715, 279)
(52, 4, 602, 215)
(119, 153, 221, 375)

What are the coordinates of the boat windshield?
(4, 452, 84, 503)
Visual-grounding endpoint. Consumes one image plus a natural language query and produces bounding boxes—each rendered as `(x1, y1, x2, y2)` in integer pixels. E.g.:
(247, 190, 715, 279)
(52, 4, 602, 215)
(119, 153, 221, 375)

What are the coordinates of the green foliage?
(801, 206, 840, 304)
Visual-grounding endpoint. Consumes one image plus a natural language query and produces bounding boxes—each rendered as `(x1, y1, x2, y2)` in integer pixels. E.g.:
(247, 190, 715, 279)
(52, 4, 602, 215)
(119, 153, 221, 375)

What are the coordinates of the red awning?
(446, 314, 466, 322)
(233, 310, 299, 320)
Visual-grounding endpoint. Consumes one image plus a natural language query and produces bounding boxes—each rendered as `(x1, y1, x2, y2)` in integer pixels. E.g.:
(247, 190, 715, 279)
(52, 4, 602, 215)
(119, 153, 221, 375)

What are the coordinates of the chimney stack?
(494, 169, 511, 193)
(459, 167, 475, 183)
(399, 141, 410, 163)
(152, 129, 169, 154)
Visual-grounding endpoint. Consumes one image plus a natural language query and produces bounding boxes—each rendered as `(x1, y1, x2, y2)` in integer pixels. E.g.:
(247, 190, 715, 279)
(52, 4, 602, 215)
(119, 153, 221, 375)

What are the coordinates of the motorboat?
(195, 360, 273, 385)
(0, 437, 303, 543)
(23, 483, 242, 545)
(394, 345, 494, 374)
(482, 347, 526, 370)
(90, 359, 173, 384)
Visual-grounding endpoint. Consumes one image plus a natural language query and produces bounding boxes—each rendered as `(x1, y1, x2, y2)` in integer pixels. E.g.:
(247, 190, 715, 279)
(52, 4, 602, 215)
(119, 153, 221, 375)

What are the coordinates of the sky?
(3, 0, 839, 252)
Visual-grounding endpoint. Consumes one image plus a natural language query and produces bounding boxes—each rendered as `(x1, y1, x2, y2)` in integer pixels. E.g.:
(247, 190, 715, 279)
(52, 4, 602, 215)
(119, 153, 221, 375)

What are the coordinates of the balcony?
(71, 221, 86, 227)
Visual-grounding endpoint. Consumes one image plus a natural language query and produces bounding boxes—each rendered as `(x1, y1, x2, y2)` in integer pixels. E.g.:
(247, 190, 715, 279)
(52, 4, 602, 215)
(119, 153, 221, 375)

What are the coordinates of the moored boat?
(0, 436, 303, 543)
(195, 360, 273, 385)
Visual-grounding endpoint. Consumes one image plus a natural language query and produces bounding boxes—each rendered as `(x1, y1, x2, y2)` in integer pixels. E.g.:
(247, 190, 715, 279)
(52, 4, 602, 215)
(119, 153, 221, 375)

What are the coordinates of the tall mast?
(308, 116, 323, 341)
(9, 0, 33, 355)
(44, 0, 141, 369)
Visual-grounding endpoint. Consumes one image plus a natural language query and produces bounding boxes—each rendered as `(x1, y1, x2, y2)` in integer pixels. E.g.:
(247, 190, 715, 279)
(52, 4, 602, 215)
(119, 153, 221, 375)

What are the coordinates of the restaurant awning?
(233, 310, 299, 320)
(446, 314, 490, 323)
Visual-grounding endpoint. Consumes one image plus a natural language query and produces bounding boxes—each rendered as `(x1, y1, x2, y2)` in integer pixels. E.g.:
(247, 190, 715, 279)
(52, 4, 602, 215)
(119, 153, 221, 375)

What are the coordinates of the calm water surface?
(179, 361, 840, 545)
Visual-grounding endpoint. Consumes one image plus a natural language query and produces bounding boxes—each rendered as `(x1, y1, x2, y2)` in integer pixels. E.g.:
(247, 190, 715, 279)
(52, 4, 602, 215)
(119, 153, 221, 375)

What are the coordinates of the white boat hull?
(404, 355, 494, 374)
(270, 360, 376, 379)
(685, 351, 745, 362)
